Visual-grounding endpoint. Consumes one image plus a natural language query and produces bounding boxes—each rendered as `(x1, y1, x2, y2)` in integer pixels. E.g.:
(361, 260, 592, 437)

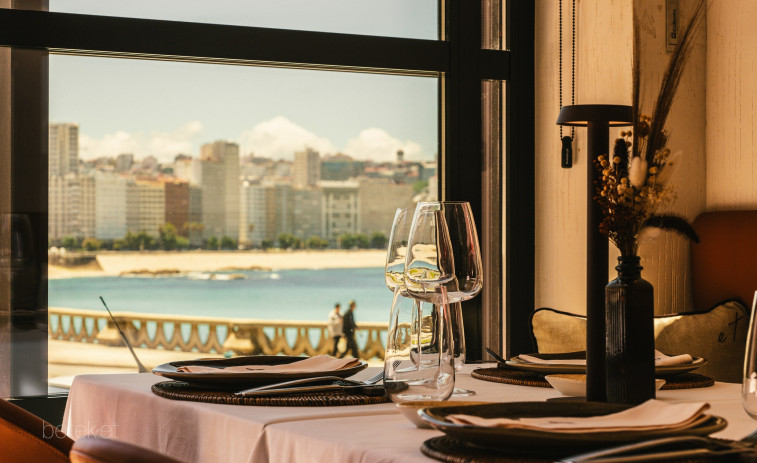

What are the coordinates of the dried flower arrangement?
(594, 0, 704, 257)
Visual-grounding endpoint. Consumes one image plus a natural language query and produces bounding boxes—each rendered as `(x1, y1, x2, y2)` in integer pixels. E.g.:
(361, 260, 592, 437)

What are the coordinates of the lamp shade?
(556, 104, 633, 127)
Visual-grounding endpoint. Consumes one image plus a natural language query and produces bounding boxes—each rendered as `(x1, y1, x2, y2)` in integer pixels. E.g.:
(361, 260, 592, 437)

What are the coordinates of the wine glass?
(406, 201, 483, 396)
(384, 208, 455, 402)
(741, 291, 757, 418)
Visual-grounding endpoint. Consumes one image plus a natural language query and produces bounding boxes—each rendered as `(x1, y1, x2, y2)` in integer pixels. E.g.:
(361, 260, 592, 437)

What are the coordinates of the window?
(0, 2, 534, 400)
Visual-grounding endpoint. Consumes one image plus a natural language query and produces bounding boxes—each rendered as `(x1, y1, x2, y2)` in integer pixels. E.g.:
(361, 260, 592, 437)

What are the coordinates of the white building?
(95, 173, 130, 240)
(126, 180, 165, 237)
(201, 141, 240, 240)
(320, 180, 359, 246)
(49, 173, 80, 240)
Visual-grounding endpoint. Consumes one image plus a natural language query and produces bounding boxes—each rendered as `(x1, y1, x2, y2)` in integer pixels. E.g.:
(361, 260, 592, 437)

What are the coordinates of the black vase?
(605, 255, 655, 404)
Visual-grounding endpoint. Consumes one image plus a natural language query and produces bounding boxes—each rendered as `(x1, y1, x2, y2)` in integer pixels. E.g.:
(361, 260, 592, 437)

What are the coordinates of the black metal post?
(585, 120, 609, 402)
(556, 104, 632, 402)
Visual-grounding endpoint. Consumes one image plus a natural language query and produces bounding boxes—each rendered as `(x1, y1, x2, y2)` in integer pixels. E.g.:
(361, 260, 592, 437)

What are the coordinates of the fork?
(235, 370, 384, 396)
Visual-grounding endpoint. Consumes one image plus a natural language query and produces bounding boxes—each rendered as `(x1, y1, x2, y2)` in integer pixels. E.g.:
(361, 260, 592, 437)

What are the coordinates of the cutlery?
(559, 435, 757, 462)
(484, 346, 508, 364)
(235, 370, 384, 396)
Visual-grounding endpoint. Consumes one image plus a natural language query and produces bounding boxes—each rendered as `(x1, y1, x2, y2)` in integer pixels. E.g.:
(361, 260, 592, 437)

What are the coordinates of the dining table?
(62, 362, 757, 462)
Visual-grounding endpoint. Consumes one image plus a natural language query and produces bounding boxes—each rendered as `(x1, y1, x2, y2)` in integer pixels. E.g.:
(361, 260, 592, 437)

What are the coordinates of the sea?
(48, 266, 394, 324)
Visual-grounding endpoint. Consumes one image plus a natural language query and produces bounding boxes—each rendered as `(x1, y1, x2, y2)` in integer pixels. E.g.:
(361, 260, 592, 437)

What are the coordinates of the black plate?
(152, 355, 368, 388)
(418, 402, 726, 456)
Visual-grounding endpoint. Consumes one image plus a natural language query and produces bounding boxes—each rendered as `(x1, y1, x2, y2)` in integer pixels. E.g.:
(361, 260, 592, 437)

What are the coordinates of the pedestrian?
(327, 303, 343, 356)
(339, 300, 360, 359)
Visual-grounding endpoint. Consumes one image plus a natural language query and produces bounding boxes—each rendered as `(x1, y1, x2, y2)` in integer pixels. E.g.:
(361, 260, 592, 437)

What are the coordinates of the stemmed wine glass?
(383, 208, 455, 402)
(741, 291, 757, 419)
(405, 201, 483, 396)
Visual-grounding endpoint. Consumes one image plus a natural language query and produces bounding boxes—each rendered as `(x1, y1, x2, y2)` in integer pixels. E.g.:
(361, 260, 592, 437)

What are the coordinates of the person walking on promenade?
(327, 303, 343, 356)
(339, 300, 360, 359)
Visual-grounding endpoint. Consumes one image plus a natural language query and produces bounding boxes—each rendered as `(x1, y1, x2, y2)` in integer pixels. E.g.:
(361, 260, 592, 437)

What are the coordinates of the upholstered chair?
(0, 397, 73, 463)
(69, 436, 184, 463)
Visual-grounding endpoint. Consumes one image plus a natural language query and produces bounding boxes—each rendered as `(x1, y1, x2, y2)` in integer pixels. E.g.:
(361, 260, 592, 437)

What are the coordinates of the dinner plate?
(152, 355, 368, 388)
(418, 402, 727, 456)
(505, 353, 708, 378)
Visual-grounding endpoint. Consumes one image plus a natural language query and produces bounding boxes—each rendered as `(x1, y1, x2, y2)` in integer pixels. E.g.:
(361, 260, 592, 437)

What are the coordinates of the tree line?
(51, 224, 388, 252)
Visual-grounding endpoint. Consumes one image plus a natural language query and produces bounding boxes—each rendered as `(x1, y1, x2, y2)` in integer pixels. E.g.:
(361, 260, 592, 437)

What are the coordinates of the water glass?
(383, 291, 455, 402)
(741, 291, 757, 418)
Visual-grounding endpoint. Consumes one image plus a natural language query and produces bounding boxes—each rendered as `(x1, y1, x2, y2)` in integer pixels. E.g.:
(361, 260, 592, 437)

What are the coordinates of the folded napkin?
(176, 355, 361, 374)
(518, 350, 693, 367)
(447, 400, 709, 434)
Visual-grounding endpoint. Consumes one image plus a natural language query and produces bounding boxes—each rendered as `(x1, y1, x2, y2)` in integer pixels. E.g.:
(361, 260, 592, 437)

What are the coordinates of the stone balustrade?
(48, 307, 387, 360)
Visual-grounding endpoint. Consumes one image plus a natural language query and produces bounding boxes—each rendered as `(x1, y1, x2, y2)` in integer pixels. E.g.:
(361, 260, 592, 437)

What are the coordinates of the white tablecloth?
(62, 364, 756, 463)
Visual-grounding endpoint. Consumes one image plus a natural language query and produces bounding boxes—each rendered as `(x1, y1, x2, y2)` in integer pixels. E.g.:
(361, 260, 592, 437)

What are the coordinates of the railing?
(48, 307, 387, 359)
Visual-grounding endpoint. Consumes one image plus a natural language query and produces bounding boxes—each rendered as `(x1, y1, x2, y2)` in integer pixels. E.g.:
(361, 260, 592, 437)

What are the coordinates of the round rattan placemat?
(421, 436, 730, 463)
(471, 368, 714, 390)
(152, 381, 390, 407)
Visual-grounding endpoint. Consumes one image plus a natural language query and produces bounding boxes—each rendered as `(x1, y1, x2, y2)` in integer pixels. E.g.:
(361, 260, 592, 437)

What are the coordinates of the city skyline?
(48, 123, 435, 248)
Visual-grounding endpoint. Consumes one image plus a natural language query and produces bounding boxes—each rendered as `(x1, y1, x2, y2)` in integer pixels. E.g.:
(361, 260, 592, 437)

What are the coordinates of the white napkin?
(176, 355, 361, 374)
(518, 350, 693, 366)
(447, 400, 709, 433)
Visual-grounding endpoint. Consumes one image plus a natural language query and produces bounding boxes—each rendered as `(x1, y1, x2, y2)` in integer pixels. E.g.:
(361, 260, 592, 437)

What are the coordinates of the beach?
(48, 249, 386, 278)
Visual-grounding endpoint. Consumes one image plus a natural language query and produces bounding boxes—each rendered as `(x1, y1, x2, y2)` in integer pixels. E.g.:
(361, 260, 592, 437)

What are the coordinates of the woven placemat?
(471, 368, 551, 388)
(421, 436, 731, 463)
(151, 381, 390, 407)
(471, 368, 714, 390)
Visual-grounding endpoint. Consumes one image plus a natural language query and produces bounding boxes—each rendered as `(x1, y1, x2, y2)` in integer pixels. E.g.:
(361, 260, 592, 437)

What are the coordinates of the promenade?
(48, 340, 383, 389)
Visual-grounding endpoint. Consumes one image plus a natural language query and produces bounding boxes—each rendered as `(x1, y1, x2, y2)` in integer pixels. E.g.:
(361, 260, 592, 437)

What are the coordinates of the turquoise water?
(48, 267, 394, 324)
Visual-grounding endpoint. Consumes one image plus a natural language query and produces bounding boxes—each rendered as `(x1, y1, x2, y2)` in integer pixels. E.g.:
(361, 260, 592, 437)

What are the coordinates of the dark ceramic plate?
(418, 401, 727, 456)
(505, 353, 708, 378)
(152, 355, 368, 388)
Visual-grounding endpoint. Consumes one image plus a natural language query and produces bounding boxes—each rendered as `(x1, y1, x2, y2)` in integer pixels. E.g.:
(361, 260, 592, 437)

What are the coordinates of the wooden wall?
(530, 0, 753, 317)
(534, 0, 632, 315)
(706, 1, 757, 209)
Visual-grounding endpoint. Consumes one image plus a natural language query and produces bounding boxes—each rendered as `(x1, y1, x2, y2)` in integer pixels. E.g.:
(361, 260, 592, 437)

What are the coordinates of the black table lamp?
(556, 104, 632, 402)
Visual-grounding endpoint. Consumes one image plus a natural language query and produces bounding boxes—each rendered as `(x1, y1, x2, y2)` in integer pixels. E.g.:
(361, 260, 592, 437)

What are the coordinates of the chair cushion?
(70, 436, 184, 463)
(0, 398, 73, 463)
(530, 299, 748, 383)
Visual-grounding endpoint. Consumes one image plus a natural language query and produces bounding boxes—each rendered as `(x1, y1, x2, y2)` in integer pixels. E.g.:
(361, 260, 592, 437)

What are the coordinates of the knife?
(559, 435, 756, 462)
(236, 380, 383, 397)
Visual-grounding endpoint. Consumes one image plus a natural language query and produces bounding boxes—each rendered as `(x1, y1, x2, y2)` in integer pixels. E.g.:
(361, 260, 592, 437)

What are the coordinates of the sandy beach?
(48, 249, 386, 278)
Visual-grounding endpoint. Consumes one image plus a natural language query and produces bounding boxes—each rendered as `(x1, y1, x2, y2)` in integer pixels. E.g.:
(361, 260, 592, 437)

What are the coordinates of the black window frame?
(0, 0, 534, 416)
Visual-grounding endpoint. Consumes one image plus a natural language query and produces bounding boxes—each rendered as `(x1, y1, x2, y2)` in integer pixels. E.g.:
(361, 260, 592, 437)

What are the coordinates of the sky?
(49, 1, 439, 164)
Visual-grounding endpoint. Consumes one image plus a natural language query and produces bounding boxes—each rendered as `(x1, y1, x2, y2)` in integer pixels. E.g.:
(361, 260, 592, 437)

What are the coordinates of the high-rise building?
(198, 159, 225, 240)
(293, 148, 320, 187)
(49, 123, 79, 177)
(188, 185, 203, 246)
(358, 180, 416, 237)
(49, 173, 81, 240)
(201, 141, 240, 240)
(126, 180, 165, 237)
(244, 181, 276, 247)
(320, 180, 359, 246)
(79, 175, 96, 239)
(95, 173, 129, 240)
(164, 180, 190, 236)
(293, 188, 322, 241)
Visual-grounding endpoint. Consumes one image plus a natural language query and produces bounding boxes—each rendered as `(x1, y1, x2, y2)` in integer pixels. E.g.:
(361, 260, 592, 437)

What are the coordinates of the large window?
(0, 2, 533, 400)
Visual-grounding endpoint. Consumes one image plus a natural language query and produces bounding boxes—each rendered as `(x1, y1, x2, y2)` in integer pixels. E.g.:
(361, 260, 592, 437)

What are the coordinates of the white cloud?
(239, 116, 336, 160)
(78, 121, 204, 162)
(342, 128, 423, 162)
